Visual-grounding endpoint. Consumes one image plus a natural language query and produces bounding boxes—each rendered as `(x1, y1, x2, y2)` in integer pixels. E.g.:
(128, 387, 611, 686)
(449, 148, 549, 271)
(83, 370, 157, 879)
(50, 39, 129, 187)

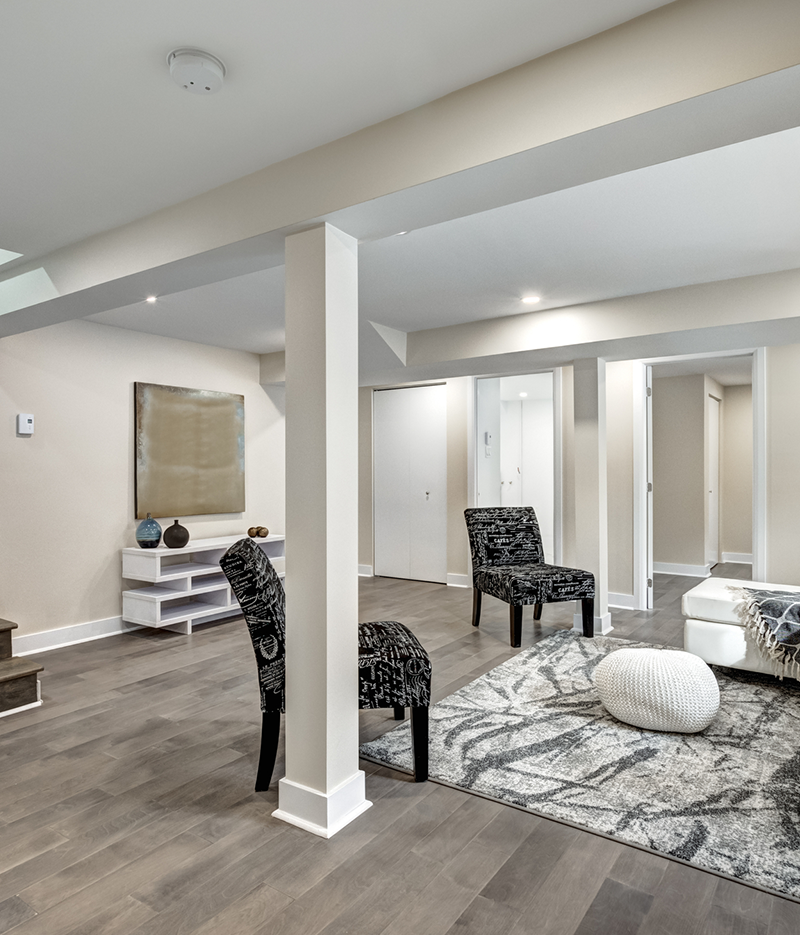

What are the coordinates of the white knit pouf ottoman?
(594, 648, 720, 733)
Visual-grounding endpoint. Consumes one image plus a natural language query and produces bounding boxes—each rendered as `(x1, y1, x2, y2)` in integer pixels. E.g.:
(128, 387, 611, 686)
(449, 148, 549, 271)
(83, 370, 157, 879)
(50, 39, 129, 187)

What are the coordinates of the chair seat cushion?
(474, 564, 595, 606)
(358, 621, 431, 709)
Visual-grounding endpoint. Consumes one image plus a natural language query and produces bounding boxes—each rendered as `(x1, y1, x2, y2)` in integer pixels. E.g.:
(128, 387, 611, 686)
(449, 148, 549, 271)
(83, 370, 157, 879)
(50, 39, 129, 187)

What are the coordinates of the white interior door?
(373, 384, 447, 583)
(707, 395, 720, 565)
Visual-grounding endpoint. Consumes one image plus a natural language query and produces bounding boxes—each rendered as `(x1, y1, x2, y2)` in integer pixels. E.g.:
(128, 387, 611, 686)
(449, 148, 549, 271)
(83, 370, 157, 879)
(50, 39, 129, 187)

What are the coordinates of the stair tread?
(0, 657, 43, 682)
(0, 619, 19, 632)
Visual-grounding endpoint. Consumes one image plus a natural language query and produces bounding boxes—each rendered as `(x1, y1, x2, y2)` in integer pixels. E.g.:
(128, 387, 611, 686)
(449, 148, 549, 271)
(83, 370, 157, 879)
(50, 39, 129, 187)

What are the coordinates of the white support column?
(274, 223, 371, 838)
(572, 358, 612, 635)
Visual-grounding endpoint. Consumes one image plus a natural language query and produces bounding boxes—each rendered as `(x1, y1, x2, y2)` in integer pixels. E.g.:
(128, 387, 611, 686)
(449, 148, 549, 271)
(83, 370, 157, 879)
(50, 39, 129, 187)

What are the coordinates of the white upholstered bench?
(682, 576, 800, 677)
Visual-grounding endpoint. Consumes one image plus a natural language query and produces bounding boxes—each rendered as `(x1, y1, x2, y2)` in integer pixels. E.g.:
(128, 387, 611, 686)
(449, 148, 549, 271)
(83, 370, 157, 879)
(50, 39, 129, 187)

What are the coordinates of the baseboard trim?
(0, 699, 42, 719)
(275, 771, 372, 838)
(653, 562, 711, 578)
(608, 593, 636, 609)
(358, 565, 373, 577)
(446, 574, 470, 589)
(13, 616, 144, 656)
(573, 612, 613, 635)
(721, 552, 753, 565)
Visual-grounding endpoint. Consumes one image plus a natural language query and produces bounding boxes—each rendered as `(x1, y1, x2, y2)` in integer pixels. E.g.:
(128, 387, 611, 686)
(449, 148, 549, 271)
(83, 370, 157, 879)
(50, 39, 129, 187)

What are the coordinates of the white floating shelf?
(122, 535, 285, 634)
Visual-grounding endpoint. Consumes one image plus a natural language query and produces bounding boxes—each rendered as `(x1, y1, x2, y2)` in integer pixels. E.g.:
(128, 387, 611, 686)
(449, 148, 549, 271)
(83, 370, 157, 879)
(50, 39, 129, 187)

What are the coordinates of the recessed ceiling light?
(396, 231, 408, 236)
(519, 392, 528, 398)
(522, 296, 540, 304)
(146, 296, 157, 303)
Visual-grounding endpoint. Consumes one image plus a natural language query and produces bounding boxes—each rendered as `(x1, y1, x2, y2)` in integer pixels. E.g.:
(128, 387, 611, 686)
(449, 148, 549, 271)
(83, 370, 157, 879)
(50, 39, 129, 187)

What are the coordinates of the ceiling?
(88, 125, 800, 363)
(0, 0, 673, 267)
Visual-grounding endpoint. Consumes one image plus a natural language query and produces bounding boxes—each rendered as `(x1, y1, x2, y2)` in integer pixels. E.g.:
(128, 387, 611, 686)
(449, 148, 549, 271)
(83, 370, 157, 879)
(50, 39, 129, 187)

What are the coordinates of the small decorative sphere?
(594, 648, 719, 733)
(247, 527, 259, 538)
(257, 526, 269, 538)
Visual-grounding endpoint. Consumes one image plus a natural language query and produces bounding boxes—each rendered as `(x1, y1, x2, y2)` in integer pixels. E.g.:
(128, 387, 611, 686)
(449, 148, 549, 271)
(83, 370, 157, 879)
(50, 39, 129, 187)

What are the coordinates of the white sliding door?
(373, 384, 447, 583)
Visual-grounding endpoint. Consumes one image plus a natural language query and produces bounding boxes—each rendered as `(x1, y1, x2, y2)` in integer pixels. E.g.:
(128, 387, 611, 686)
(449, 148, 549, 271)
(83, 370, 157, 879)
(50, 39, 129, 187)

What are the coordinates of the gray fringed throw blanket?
(740, 589, 800, 678)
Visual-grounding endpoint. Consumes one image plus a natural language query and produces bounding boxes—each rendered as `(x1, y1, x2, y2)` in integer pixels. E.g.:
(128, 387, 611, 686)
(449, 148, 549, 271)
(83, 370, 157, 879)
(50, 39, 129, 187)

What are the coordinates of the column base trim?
(573, 612, 613, 636)
(446, 574, 470, 588)
(721, 552, 753, 564)
(358, 565, 373, 577)
(274, 771, 372, 838)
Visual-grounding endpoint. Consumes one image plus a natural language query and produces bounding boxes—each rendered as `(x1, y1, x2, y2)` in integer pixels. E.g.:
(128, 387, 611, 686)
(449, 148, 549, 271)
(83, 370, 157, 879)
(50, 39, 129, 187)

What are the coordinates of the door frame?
(634, 347, 766, 609)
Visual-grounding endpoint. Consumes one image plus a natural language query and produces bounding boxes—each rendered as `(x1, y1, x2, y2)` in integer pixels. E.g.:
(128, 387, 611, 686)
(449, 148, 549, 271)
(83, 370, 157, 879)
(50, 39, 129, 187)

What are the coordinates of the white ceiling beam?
(2, 0, 800, 337)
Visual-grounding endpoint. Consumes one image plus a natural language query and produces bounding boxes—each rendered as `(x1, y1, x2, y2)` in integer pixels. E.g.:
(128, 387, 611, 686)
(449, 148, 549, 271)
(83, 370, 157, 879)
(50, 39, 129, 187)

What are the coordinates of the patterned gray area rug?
(360, 630, 800, 899)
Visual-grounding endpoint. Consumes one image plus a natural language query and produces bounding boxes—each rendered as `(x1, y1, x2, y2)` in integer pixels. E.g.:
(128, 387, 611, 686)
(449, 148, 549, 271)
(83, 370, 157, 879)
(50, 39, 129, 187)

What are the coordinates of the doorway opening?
(474, 371, 558, 564)
(638, 350, 763, 610)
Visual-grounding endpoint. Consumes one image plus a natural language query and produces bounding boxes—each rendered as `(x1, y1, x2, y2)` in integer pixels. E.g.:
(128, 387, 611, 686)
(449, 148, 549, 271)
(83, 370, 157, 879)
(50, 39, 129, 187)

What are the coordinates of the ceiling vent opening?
(167, 48, 226, 95)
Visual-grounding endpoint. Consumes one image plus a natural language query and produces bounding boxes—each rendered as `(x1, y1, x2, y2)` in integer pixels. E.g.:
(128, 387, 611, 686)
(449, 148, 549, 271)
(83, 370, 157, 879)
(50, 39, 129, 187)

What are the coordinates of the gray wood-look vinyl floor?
(1, 563, 796, 935)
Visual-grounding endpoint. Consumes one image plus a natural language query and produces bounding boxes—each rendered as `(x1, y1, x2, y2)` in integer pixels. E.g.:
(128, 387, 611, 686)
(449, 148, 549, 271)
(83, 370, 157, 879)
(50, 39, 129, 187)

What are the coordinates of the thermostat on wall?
(17, 414, 34, 435)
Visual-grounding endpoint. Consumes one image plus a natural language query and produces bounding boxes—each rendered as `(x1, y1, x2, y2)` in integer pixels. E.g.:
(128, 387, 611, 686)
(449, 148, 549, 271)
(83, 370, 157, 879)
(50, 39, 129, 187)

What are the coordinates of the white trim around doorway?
(635, 348, 765, 607)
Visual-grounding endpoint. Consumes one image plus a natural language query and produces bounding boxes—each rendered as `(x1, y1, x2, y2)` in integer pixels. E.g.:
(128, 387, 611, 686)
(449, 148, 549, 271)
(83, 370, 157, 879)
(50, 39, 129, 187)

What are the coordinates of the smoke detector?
(167, 48, 226, 95)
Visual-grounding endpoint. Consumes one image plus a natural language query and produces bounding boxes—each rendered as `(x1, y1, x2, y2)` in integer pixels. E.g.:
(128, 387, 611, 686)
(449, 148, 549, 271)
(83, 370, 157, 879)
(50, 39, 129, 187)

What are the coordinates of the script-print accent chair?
(465, 506, 596, 647)
(220, 538, 431, 790)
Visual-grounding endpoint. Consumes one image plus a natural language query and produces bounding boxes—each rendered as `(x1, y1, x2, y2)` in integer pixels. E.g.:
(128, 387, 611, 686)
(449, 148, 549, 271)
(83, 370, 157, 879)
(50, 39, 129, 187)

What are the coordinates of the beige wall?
(704, 375, 724, 565)
(606, 361, 635, 596)
(765, 344, 800, 584)
(0, 319, 285, 636)
(652, 374, 706, 566)
(721, 384, 753, 557)
(446, 378, 471, 579)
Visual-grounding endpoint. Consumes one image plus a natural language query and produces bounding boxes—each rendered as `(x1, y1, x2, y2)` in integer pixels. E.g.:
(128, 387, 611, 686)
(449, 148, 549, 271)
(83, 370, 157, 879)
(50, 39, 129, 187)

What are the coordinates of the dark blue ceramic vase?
(136, 513, 162, 548)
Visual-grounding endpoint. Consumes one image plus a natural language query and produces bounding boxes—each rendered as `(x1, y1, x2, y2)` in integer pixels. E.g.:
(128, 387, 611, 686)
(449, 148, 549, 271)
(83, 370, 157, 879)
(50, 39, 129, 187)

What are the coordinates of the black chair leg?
(472, 589, 482, 627)
(255, 709, 281, 792)
(410, 705, 429, 782)
(509, 604, 522, 648)
(393, 705, 405, 720)
(533, 603, 543, 621)
(581, 598, 595, 638)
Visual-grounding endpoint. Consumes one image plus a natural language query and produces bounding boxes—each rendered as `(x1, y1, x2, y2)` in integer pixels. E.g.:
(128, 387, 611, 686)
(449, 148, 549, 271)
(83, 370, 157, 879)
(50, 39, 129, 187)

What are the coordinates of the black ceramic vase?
(163, 519, 190, 549)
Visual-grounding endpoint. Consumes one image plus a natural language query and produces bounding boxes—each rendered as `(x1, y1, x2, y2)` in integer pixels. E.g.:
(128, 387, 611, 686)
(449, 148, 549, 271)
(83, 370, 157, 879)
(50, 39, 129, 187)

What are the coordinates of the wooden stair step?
(0, 657, 44, 683)
(0, 618, 18, 661)
(0, 657, 44, 714)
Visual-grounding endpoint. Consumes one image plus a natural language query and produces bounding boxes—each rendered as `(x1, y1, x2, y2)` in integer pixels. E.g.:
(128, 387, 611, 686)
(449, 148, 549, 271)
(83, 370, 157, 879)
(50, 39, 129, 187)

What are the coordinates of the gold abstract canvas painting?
(135, 382, 245, 519)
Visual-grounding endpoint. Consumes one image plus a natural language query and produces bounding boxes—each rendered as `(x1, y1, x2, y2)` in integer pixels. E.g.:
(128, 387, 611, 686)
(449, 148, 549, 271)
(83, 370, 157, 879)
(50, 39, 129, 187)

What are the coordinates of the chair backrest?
(464, 506, 544, 570)
(220, 538, 285, 712)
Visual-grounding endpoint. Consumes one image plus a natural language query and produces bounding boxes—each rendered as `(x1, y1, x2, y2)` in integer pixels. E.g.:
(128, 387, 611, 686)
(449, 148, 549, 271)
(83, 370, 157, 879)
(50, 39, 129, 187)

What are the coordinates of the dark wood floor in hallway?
(0, 564, 796, 935)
